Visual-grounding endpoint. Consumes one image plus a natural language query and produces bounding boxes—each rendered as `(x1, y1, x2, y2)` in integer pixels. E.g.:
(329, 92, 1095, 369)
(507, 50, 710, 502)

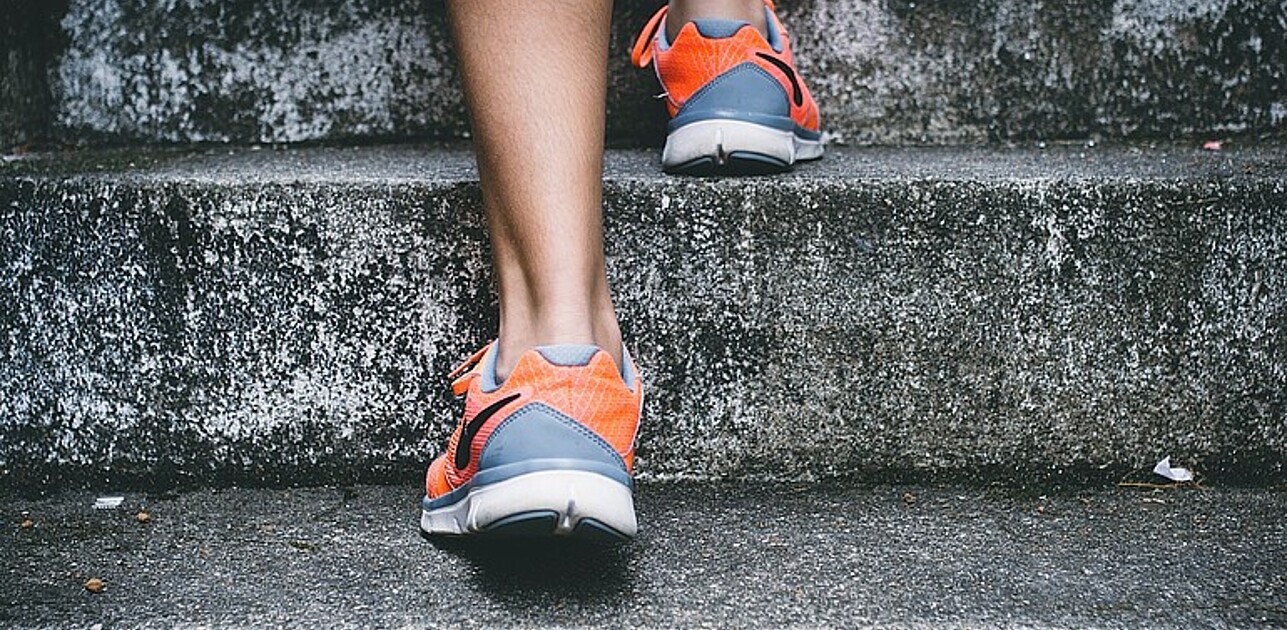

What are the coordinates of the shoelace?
(630, 6, 668, 68)
(447, 342, 493, 396)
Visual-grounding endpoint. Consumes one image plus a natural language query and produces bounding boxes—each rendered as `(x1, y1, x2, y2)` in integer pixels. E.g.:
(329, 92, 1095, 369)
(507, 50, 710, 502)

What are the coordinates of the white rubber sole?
(420, 469, 637, 539)
(662, 118, 824, 172)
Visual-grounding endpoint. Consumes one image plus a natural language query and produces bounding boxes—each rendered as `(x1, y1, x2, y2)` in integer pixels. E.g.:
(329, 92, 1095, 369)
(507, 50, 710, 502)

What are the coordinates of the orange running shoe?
(631, 0, 823, 174)
(420, 342, 643, 541)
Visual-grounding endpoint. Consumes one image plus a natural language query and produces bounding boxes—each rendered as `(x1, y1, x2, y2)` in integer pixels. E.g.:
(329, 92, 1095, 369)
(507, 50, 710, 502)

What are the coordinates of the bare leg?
(666, 0, 768, 40)
(447, 0, 621, 380)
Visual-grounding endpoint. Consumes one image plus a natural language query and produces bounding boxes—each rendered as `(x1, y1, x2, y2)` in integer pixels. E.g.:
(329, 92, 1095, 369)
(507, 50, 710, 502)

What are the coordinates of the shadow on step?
(425, 535, 638, 608)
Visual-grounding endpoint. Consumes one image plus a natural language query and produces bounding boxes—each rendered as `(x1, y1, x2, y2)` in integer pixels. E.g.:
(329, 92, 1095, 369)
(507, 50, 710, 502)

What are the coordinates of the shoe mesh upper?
(426, 345, 642, 498)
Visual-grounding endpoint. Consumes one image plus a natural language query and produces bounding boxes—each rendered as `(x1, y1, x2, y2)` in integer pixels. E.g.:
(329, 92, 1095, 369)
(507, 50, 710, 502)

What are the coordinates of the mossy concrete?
(1, 144, 1285, 488)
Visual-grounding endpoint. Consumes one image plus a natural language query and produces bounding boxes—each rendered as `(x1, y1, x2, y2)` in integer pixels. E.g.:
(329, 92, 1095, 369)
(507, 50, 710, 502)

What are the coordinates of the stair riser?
(4, 0, 1284, 147)
(2, 174, 1284, 486)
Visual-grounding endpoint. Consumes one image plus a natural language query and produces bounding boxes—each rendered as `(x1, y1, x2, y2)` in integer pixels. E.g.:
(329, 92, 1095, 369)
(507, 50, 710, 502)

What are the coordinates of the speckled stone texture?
(9, 0, 1284, 145)
(1, 144, 1285, 489)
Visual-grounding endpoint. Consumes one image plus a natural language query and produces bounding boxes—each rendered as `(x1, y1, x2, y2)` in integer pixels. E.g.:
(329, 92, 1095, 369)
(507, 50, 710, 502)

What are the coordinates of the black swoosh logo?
(455, 393, 521, 470)
(755, 52, 803, 108)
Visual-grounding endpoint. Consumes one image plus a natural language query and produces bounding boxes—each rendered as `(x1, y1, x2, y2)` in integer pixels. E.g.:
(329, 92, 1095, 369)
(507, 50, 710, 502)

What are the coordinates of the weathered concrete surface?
(3, 483, 1285, 628)
(791, 0, 1287, 143)
(10, 0, 1286, 145)
(0, 1, 66, 149)
(1, 144, 1286, 489)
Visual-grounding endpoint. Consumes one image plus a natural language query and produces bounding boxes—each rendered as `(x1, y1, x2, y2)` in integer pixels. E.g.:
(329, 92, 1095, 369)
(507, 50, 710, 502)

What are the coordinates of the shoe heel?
(420, 468, 637, 541)
(663, 118, 797, 174)
(661, 59, 803, 175)
(420, 401, 637, 540)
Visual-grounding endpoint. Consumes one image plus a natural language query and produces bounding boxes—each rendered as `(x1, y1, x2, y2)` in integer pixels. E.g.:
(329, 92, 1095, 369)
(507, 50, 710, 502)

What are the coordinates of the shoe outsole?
(419, 511, 631, 544)
(667, 150, 791, 176)
(419, 469, 637, 542)
(484, 511, 631, 542)
(661, 118, 822, 176)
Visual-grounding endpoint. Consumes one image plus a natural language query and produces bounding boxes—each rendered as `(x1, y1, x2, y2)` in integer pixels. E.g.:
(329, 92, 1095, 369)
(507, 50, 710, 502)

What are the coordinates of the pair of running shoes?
(421, 1, 821, 541)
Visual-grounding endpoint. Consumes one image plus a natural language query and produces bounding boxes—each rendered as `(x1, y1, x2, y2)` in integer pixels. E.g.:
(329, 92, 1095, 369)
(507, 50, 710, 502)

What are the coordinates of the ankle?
(666, 0, 768, 41)
(494, 309, 623, 382)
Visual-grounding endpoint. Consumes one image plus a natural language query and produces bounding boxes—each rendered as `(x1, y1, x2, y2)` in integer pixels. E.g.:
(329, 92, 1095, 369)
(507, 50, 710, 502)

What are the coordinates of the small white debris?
(93, 496, 125, 510)
(1152, 457, 1194, 482)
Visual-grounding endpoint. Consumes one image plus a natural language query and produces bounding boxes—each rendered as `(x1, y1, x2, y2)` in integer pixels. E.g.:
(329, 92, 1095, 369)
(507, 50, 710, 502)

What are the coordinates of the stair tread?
(6, 143, 1286, 183)
(4, 483, 1284, 628)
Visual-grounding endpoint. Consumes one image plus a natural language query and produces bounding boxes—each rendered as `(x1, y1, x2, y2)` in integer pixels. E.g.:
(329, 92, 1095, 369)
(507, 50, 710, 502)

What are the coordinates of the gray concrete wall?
(1, 145, 1284, 488)
(1, 0, 1282, 146)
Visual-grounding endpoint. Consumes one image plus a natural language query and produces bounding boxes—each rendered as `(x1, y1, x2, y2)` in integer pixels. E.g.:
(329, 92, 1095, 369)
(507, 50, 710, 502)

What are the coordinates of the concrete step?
(4, 483, 1285, 628)
(2, 143, 1286, 489)
(3, 0, 1285, 148)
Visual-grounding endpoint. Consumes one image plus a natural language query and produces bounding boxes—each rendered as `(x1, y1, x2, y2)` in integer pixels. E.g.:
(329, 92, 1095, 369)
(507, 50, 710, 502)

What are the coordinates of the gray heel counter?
(676, 62, 791, 120)
(478, 402, 627, 472)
